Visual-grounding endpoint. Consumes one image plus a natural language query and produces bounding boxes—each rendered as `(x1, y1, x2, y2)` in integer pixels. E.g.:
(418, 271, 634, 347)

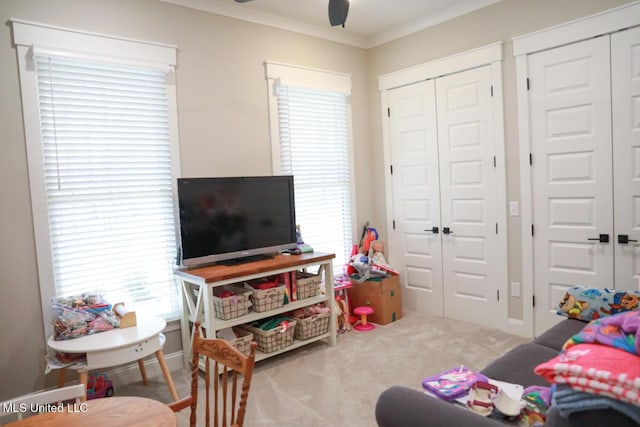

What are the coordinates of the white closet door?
(436, 65, 500, 328)
(388, 80, 444, 315)
(530, 36, 613, 335)
(613, 26, 640, 291)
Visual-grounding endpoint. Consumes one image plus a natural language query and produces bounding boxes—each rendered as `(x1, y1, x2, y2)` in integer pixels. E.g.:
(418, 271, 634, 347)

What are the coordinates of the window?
(266, 62, 354, 274)
(12, 21, 181, 334)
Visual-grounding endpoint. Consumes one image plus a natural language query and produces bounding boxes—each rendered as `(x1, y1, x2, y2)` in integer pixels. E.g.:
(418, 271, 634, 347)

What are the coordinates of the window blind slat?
(35, 55, 180, 316)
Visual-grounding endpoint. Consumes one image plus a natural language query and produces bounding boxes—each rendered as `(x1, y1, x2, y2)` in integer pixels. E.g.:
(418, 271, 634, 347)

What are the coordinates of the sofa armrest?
(375, 386, 502, 427)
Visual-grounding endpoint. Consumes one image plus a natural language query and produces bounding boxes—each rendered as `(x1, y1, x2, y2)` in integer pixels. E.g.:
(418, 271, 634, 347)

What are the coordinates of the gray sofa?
(375, 318, 638, 427)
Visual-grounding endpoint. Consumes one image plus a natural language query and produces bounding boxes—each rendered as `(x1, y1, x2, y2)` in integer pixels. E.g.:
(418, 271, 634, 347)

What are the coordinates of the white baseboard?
(505, 318, 532, 338)
(99, 351, 185, 386)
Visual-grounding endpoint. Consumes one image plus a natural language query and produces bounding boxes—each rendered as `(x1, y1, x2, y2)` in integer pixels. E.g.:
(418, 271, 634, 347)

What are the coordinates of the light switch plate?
(509, 201, 520, 216)
(511, 282, 521, 298)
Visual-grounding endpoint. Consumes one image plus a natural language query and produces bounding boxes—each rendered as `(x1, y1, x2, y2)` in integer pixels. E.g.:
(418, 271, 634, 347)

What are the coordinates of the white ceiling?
(161, 0, 503, 48)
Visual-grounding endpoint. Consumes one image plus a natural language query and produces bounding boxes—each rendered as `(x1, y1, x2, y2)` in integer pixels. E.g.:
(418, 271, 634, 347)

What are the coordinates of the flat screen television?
(177, 175, 297, 266)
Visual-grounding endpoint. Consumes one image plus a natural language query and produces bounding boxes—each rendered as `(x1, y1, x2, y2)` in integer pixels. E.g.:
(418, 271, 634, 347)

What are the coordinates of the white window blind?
(276, 85, 353, 273)
(34, 55, 180, 317)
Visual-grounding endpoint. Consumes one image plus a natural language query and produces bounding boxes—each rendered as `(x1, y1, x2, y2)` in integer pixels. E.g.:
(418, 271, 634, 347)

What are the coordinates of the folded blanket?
(563, 310, 640, 355)
(552, 384, 640, 424)
(535, 343, 640, 406)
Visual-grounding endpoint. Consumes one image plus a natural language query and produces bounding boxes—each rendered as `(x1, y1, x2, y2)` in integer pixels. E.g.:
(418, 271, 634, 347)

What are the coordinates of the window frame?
(265, 61, 357, 272)
(11, 20, 182, 338)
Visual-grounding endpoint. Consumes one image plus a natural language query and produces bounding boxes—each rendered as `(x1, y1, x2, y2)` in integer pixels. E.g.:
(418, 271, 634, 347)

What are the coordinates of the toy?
(87, 373, 114, 399)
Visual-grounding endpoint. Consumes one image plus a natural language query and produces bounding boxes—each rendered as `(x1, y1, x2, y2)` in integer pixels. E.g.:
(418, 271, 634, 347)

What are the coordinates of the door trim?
(379, 43, 509, 333)
(514, 2, 640, 338)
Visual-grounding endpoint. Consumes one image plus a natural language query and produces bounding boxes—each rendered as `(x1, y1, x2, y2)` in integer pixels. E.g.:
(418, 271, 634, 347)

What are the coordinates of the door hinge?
(493, 156, 496, 168)
(387, 107, 391, 117)
(390, 165, 393, 175)
(526, 78, 530, 91)
(490, 85, 494, 97)
(531, 224, 535, 236)
(392, 219, 396, 230)
(497, 289, 500, 301)
(496, 223, 498, 234)
(533, 295, 536, 307)
(529, 153, 533, 165)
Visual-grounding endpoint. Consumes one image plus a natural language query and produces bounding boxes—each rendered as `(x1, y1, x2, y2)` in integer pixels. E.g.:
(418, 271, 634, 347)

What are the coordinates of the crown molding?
(160, 0, 368, 48)
(366, 0, 502, 48)
(161, 0, 503, 49)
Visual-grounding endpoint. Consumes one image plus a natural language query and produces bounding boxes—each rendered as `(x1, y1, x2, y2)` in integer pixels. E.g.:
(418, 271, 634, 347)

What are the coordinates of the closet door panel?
(436, 65, 500, 328)
(613, 26, 640, 291)
(529, 36, 613, 335)
(388, 80, 444, 315)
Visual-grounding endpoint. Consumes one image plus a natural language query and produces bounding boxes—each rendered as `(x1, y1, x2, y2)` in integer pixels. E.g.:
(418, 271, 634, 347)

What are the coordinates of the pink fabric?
(534, 343, 640, 406)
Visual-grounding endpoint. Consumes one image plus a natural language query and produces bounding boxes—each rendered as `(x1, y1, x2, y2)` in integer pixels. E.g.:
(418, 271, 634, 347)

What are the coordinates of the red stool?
(353, 306, 375, 331)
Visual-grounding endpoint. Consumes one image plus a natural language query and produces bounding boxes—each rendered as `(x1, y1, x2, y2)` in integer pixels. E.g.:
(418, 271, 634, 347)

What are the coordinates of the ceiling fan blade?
(234, 0, 255, 2)
(328, 0, 349, 27)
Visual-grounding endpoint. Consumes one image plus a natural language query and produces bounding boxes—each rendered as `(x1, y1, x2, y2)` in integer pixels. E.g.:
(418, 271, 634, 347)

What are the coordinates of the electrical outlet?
(511, 282, 521, 298)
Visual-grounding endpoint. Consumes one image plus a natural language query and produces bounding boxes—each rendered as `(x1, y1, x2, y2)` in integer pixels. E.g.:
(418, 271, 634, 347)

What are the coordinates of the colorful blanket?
(535, 343, 640, 406)
(552, 384, 640, 424)
(562, 309, 640, 355)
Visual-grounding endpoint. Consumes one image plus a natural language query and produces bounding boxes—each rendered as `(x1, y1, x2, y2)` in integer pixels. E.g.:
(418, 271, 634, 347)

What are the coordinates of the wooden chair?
(0, 384, 85, 422)
(170, 322, 257, 427)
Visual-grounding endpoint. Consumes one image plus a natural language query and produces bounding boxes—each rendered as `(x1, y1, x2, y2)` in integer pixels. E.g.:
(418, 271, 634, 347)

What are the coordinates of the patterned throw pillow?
(556, 286, 640, 321)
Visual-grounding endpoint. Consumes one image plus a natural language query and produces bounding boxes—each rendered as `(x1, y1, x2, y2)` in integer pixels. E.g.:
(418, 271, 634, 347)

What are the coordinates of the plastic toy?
(87, 373, 114, 399)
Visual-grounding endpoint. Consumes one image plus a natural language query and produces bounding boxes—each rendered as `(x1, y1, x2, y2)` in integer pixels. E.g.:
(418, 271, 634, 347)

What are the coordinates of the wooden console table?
(175, 252, 336, 365)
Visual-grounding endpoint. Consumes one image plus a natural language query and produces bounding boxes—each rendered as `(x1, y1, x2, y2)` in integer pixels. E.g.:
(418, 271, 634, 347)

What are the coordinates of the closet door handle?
(587, 234, 609, 243)
(618, 235, 638, 244)
(442, 227, 453, 235)
(424, 227, 439, 234)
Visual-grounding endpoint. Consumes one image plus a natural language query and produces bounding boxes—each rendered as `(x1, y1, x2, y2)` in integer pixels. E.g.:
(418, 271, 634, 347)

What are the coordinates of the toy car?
(87, 373, 114, 399)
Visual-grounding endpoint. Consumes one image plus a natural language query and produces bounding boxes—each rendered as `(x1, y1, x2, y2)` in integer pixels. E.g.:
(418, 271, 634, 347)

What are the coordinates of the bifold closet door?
(387, 65, 500, 328)
(388, 79, 444, 316)
(529, 36, 613, 335)
(436, 66, 500, 329)
(612, 26, 640, 291)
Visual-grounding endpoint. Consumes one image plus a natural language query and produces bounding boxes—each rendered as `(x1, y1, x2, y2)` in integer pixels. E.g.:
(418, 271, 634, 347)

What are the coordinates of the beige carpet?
(118, 311, 529, 426)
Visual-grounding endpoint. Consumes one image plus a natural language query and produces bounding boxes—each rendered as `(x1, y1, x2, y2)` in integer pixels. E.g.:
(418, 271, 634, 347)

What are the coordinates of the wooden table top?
(176, 251, 335, 283)
(5, 396, 176, 427)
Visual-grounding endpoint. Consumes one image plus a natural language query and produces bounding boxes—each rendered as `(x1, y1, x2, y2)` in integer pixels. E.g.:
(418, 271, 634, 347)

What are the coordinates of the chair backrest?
(0, 384, 85, 421)
(171, 322, 257, 427)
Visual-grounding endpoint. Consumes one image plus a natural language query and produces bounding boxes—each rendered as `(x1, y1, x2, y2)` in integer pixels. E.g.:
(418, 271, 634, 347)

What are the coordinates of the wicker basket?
(241, 319, 297, 353)
(249, 284, 287, 312)
(295, 272, 322, 300)
(291, 312, 330, 340)
(212, 285, 252, 320)
(229, 327, 254, 355)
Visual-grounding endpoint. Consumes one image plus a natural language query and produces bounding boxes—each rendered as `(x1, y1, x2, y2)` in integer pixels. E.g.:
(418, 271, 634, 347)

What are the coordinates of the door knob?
(587, 234, 609, 243)
(424, 226, 439, 234)
(442, 227, 453, 235)
(618, 235, 638, 244)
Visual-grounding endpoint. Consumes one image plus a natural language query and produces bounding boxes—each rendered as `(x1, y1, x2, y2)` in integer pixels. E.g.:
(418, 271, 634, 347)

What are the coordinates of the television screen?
(177, 176, 297, 266)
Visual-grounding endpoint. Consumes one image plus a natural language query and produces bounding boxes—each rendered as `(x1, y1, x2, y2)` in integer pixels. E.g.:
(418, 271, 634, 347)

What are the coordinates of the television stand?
(217, 253, 274, 266)
(175, 252, 336, 366)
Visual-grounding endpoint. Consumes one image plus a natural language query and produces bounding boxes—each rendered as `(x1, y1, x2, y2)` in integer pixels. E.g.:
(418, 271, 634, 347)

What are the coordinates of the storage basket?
(249, 284, 287, 312)
(241, 319, 297, 353)
(212, 285, 252, 320)
(295, 272, 322, 300)
(229, 327, 254, 356)
(291, 312, 330, 340)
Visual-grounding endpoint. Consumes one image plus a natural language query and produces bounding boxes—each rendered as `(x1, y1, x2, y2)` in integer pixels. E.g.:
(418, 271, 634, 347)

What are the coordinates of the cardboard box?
(348, 275, 402, 325)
